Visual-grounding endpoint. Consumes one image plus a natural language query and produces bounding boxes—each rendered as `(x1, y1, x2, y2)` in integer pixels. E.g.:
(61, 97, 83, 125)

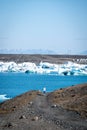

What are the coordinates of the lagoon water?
(0, 72, 87, 102)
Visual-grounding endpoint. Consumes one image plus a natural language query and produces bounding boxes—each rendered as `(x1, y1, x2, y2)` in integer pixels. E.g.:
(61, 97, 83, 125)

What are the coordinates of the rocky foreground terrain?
(0, 83, 87, 130)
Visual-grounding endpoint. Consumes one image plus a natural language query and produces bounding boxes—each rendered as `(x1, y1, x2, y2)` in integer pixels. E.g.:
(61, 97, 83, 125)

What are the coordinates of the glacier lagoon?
(0, 73, 87, 102)
(0, 61, 87, 102)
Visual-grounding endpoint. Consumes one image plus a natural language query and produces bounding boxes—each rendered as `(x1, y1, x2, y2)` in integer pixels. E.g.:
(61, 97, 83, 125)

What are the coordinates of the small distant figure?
(43, 87, 46, 94)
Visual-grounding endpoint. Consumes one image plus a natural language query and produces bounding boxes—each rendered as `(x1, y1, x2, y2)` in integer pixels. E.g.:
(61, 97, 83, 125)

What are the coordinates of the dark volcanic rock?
(0, 54, 87, 64)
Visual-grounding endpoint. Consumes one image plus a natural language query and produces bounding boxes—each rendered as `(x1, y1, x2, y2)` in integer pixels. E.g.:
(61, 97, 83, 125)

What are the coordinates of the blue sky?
(0, 0, 87, 54)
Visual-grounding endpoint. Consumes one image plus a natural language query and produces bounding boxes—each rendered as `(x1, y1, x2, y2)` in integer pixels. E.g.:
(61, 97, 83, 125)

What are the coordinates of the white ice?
(0, 94, 10, 102)
(0, 61, 87, 76)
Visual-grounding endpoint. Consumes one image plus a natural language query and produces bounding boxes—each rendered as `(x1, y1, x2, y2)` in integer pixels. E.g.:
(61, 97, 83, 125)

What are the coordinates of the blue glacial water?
(0, 73, 87, 102)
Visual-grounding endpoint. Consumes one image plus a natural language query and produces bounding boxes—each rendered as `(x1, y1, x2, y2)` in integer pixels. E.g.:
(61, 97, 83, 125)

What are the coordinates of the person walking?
(43, 87, 46, 94)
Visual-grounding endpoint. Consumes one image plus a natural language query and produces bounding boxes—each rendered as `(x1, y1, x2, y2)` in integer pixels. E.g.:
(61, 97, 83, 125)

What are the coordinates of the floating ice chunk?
(0, 94, 10, 102)
(39, 61, 56, 69)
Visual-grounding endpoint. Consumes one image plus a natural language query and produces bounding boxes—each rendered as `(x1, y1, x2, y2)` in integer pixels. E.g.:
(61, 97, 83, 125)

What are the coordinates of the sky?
(0, 0, 87, 54)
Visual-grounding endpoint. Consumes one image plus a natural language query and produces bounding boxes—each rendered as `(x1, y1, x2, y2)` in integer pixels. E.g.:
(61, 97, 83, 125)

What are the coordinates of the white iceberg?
(0, 94, 10, 102)
(0, 61, 87, 76)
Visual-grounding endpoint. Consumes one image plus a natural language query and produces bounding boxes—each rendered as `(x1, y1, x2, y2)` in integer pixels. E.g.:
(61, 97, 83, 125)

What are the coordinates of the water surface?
(0, 73, 87, 101)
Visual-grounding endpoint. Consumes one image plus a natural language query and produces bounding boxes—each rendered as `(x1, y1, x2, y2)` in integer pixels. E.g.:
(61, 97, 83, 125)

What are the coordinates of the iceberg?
(0, 61, 87, 76)
(0, 94, 10, 102)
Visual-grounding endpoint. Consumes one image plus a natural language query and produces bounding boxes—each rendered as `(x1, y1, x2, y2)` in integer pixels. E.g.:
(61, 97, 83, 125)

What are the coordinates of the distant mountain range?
(0, 49, 56, 54)
(0, 49, 87, 55)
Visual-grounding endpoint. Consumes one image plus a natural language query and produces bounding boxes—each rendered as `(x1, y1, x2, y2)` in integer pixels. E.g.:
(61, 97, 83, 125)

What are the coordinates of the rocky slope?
(47, 83, 87, 118)
(0, 83, 87, 130)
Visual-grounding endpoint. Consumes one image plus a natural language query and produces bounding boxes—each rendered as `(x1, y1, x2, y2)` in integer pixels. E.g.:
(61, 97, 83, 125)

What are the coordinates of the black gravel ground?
(0, 54, 87, 64)
(0, 93, 87, 130)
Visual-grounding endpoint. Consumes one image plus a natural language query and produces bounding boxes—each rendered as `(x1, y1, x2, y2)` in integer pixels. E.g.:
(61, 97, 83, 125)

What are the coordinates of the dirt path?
(33, 94, 55, 120)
